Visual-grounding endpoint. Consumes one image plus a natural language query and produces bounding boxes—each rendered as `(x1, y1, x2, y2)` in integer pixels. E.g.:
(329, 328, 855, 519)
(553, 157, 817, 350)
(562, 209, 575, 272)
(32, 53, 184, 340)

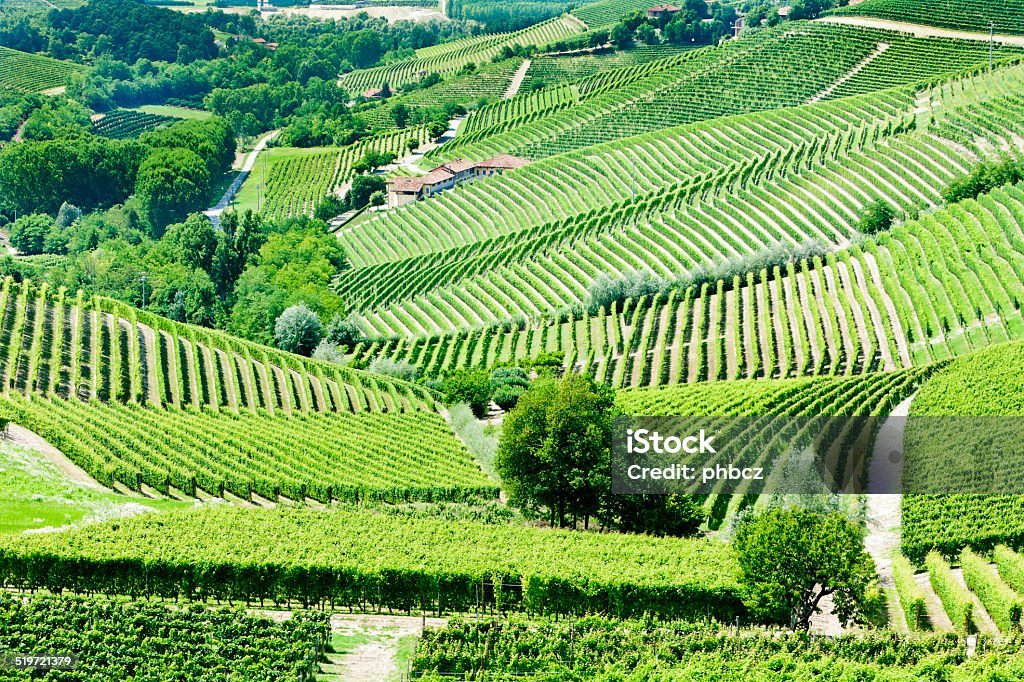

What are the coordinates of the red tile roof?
(475, 154, 530, 170)
(439, 159, 477, 173)
(647, 3, 680, 11)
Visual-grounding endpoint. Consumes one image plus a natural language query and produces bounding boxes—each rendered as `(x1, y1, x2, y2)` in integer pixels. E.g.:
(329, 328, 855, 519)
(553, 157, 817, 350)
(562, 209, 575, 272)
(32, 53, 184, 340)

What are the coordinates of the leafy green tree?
(427, 119, 449, 141)
(164, 213, 218, 273)
(325, 313, 363, 347)
(440, 367, 491, 418)
(496, 374, 613, 528)
(733, 507, 876, 629)
(345, 175, 387, 210)
(9, 213, 55, 255)
(135, 147, 211, 236)
(857, 200, 896, 235)
(392, 103, 410, 129)
(274, 303, 323, 356)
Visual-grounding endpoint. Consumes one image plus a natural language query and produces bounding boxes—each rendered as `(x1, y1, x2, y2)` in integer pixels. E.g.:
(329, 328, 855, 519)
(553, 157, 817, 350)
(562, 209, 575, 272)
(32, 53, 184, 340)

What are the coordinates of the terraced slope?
(901, 341, 1024, 564)
(432, 23, 1021, 165)
(827, 0, 1024, 36)
(616, 370, 925, 527)
(0, 46, 85, 93)
(338, 88, 914, 271)
(237, 127, 429, 218)
(339, 16, 585, 92)
(0, 279, 494, 503)
(337, 60, 1024, 368)
(0, 278, 437, 413)
(92, 109, 175, 139)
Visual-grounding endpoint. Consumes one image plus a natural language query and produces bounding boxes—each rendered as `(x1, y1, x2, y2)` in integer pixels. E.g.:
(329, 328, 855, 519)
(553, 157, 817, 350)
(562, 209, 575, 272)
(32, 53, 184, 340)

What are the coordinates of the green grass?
(134, 104, 213, 121)
(232, 146, 331, 214)
(0, 438, 186, 535)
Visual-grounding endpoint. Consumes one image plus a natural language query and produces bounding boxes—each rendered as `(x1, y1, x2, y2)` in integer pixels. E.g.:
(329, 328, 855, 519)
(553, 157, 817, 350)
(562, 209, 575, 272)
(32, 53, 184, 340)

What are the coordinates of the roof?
(439, 159, 478, 173)
(647, 4, 680, 12)
(777, 5, 791, 15)
(388, 176, 426, 193)
(362, 88, 384, 98)
(475, 154, 530, 170)
(387, 168, 454, 193)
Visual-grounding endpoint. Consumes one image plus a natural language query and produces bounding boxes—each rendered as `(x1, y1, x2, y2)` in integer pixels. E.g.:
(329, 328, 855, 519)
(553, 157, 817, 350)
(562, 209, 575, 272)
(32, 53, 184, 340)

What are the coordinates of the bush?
(274, 303, 323, 356)
(440, 368, 491, 418)
(943, 158, 1024, 204)
(368, 357, 418, 382)
(586, 270, 666, 314)
(490, 366, 529, 389)
(311, 340, 346, 364)
(857, 200, 895, 234)
(325, 314, 363, 347)
(9, 214, 55, 255)
(314, 194, 346, 221)
(492, 383, 525, 410)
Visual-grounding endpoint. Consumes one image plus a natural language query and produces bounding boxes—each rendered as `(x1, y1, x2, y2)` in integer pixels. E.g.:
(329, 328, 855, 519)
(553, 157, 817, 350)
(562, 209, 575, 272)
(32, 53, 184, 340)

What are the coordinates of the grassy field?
(135, 104, 213, 120)
(0, 437, 184, 535)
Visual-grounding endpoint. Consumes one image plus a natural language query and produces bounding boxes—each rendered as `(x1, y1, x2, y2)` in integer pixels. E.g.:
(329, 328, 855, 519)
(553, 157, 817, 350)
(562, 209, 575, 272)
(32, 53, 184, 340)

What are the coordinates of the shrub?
(314, 194, 346, 221)
(440, 368, 491, 418)
(311, 340, 346, 364)
(857, 200, 896, 234)
(273, 303, 323, 356)
(325, 314, 363, 347)
(943, 158, 1024, 204)
(492, 383, 525, 410)
(368, 357, 418, 382)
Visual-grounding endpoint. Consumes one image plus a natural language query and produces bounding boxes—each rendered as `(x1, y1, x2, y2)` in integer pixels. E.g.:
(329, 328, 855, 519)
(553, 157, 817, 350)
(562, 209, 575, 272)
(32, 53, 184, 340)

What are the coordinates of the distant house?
(362, 88, 386, 100)
(732, 14, 744, 37)
(777, 6, 791, 19)
(386, 155, 530, 208)
(646, 3, 680, 19)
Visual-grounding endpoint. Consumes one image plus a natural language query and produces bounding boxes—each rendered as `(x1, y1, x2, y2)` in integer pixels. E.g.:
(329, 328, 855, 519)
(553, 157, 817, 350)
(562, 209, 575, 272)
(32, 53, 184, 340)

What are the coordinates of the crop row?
(0, 46, 84, 93)
(0, 506, 742, 620)
(0, 277, 438, 414)
(340, 16, 584, 92)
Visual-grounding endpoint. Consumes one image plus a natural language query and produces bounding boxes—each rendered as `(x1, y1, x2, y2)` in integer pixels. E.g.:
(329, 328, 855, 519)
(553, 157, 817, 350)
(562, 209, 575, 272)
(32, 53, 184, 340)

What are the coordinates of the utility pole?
(140, 272, 147, 311)
(990, 21, 995, 71)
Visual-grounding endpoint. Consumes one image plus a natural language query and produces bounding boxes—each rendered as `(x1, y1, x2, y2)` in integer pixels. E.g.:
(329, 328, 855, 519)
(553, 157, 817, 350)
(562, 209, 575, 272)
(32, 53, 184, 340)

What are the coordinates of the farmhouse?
(646, 3, 680, 19)
(386, 155, 530, 208)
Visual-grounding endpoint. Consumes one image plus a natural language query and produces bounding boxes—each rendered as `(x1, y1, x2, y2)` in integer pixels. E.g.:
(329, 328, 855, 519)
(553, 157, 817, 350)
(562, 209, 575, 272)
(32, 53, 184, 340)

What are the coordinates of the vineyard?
(571, 0, 652, 28)
(91, 108, 175, 139)
(0, 506, 743, 620)
(828, 0, 1024, 36)
(435, 24, 1021, 165)
(0, 278, 494, 503)
(411, 616, 1024, 678)
(339, 16, 585, 93)
(237, 127, 429, 218)
(0, 46, 84, 93)
(0, 594, 329, 681)
(356, 58, 525, 130)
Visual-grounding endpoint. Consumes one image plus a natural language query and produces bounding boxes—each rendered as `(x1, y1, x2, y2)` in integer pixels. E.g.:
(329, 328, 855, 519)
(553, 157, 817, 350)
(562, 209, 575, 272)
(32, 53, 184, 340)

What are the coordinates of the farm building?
(646, 4, 681, 19)
(387, 155, 530, 208)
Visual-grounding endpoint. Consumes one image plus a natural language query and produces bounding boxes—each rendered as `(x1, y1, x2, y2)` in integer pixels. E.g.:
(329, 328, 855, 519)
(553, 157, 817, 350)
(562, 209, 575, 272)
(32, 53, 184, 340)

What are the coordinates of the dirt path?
(205, 129, 279, 228)
(5, 424, 107, 491)
(865, 396, 913, 599)
(817, 16, 1024, 47)
(136, 323, 162, 406)
(915, 571, 955, 632)
(808, 41, 889, 104)
(328, 614, 447, 682)
(503, 59, 532, 99)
